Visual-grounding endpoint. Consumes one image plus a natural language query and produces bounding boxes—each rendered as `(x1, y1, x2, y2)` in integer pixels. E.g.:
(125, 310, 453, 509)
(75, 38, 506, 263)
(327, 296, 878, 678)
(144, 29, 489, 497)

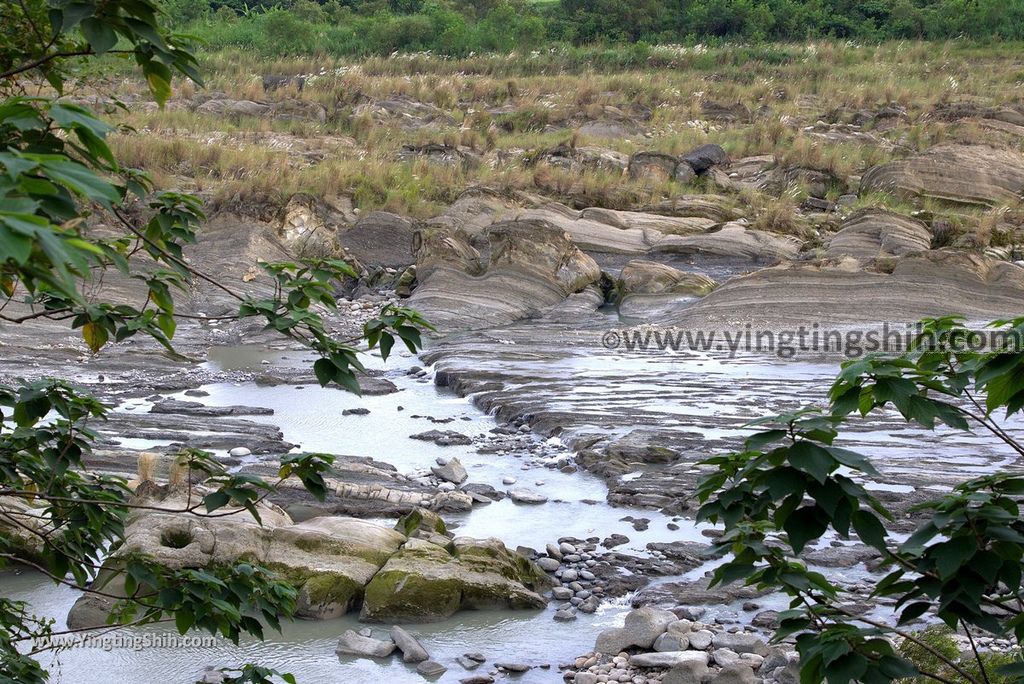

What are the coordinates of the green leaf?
(80, 17, 118, 54)
(850, 510, 887, 551)
(787, 442, 835, 484)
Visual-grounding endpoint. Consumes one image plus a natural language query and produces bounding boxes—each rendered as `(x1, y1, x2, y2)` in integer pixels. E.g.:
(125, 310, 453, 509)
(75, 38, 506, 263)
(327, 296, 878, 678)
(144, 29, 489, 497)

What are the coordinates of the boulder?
(340, 212, 417, 269)
(360, 537, 549, 622)
(417, 660, 447, 677)
(713, 664, 757, 684)
(431, 458, 469, 485)
(680, 144, 728, 174)
(824, 209, 932, 262)
(336, 630, 396, 658)
(663, 658, 711, 684)
(534, 142, 629, 173)
(409, 219, 601, 331)
(397, 143, 480, 170)
(353, 97, 455, 130)
(860, 144, 1024, 207)
(629, 152, 686, 184)
(508, 489, 548, 504)
(712, 632, 769, 656)
(391, 625, 430, 663)
(595, 606, 677, 653)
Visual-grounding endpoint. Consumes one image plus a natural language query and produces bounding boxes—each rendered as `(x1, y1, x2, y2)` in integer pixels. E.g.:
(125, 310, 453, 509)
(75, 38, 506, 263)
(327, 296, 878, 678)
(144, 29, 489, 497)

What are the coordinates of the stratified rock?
(860, 144, 1024, 207)
(652, 222, 801, 262)
(340, 212, 417, 268)
(410, 220, 601, 331)
(336, 629, 396, 658)
(361, 537, 549, 621)
(619, 260, 716, 296)
(673, 251, 1024, 328)
(825, 209, 932, 262)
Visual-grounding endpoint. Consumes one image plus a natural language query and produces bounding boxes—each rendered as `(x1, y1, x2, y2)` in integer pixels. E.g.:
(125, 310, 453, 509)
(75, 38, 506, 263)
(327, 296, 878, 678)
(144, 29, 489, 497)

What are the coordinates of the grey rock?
(596, 606, 678, 653)
(538, 557, 561, 572)
(712, 633, 769, 656)
(713, 664, 756, 684)
(391, 625, 429, 663)
(630, 651, 709, 668)
(509, 489, 548, 504)
(663, 658, 710, 684)
(431, 457, 469, 484)
(654, 632, 689, 652)
(336, 630, 396, 658)
(416, 660, 447, 678)
(687, 629, 714, 650)
(713, 649, 740, 668)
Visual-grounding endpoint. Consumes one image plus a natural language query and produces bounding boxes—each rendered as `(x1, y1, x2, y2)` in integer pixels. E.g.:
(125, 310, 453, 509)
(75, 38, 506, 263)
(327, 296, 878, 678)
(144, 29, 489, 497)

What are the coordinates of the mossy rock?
(361, 569, 463, 622)
(394, 507, 449, 538)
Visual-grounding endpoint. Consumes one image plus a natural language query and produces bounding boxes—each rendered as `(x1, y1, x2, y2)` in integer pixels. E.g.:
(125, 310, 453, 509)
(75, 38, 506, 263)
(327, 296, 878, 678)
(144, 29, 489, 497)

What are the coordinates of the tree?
(0, 1, 428, 682)
(697, 316, 1024, 684)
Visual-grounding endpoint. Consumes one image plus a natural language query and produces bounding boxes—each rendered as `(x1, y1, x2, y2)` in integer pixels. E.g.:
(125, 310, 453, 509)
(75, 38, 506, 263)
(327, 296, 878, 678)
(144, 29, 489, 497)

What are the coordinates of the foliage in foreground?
(1, 1, 428, 682)
(698, 316, 1024, 684)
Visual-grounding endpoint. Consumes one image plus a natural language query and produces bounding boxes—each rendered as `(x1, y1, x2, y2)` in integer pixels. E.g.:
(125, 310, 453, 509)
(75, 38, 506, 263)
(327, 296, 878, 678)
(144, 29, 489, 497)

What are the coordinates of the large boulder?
(409, 219, 601, 331)
(679, 144, 728, 174)
(860, 144, 1024, 207)
(360, 537, 549, 622)
(595, 606, 678, 653)
(825, 209, 932, 262)
(67, 494, 546, 626)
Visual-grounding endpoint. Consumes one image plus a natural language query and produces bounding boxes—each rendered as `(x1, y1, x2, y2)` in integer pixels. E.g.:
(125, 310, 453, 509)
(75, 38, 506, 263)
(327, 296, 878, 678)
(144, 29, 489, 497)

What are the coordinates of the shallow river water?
(7, 346, 712, 684)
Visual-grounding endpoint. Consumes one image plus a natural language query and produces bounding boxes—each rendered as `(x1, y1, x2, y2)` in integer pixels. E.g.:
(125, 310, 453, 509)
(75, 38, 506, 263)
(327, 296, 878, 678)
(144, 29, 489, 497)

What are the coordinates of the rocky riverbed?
(4, 74, 1024, 682)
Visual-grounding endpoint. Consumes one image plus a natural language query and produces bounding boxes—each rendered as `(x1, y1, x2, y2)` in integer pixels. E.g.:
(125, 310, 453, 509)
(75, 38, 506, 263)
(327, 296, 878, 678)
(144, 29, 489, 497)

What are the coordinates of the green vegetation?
(697, 316, 1024, 684)
(161, 0, 1024, 58)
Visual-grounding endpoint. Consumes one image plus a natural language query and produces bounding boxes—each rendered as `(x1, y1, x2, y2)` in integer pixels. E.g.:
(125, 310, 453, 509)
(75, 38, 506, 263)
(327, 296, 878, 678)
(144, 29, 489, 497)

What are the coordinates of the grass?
(87, 40, 1024, 236)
